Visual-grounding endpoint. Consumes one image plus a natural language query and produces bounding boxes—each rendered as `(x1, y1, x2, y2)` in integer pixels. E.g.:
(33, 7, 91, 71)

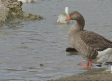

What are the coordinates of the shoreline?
(49, 67, 112, 81)
(49, 73, 112, 81)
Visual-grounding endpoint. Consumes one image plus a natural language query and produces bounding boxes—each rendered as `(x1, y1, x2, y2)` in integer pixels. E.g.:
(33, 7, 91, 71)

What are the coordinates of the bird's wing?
(79, 31, 112, 51)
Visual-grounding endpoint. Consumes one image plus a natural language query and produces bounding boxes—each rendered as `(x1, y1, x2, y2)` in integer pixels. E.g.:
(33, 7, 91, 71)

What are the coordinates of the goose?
(18, 0, 35, 3)
(57, 7, 72, 23)
(65, 11, 112, 71)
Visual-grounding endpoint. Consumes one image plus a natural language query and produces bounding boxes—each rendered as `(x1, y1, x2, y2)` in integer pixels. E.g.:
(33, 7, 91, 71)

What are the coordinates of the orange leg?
(79, 60, 92, 71)
(80, 62, 87, 66)
(87, 60, 92, 71)
(79, 61, 92, 67)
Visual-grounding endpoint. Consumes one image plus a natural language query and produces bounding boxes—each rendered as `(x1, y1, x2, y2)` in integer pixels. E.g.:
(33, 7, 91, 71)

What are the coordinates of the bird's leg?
(87, 60, 92, 71)
(80, 62, 87, 66)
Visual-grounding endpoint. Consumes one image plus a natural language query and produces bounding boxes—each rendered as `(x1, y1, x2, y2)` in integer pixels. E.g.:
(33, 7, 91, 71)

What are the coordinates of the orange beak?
(65, 15, 70, 21)
(58, 20, 61, 23)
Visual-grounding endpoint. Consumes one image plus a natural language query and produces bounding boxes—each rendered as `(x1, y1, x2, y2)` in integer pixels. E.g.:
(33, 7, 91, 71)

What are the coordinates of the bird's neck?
(75, 16, 85, 31)
(68, 16, 85, 37)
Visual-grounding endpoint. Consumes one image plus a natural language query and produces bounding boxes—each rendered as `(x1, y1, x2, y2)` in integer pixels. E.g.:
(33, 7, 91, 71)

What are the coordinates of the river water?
(0, 0, 112, 81)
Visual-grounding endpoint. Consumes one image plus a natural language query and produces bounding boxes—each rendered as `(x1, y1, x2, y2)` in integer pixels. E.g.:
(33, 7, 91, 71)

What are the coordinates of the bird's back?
(69, 30, 112, 61)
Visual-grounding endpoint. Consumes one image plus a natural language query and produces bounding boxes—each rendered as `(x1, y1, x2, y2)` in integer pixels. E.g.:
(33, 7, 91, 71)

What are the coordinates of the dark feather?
(79, 30, 112, 51)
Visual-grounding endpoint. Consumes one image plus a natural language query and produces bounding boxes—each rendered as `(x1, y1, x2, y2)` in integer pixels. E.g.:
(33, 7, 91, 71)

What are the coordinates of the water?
(0, 0, 112, 80)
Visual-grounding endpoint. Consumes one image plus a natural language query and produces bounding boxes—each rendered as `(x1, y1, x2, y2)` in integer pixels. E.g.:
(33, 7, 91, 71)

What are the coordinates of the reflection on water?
(0, 0, 112, 80)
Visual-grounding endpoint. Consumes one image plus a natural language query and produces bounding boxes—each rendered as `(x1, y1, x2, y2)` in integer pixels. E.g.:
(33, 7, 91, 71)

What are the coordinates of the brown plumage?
(65, 11, 112, 70)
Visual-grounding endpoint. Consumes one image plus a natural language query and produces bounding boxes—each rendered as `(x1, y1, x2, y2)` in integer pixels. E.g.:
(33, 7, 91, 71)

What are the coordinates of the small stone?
(40, 64, 44, 67)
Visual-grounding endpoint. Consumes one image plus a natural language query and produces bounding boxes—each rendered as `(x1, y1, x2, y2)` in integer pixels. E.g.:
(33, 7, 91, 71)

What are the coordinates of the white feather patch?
(97, 48, 112, 63)
(65, 7, 69, 15)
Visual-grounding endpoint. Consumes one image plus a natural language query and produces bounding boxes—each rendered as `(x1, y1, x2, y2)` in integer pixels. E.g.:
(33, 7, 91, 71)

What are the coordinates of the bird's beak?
(65, 15, 70, 21)
(58, 20, 61, 23)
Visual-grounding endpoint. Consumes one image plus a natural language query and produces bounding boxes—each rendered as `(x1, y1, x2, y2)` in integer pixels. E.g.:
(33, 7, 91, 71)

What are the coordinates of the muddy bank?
(49, 73, 112, 81)
(0, 0, 43, 25)
(49, 64, 112, 81)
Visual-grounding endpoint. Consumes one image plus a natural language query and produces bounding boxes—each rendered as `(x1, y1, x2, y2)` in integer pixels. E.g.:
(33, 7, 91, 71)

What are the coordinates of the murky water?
(0, 0, 112, 80)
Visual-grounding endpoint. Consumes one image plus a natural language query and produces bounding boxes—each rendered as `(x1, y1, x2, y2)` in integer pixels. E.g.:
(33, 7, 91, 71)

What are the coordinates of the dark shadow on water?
(4, 69, 26, 71)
